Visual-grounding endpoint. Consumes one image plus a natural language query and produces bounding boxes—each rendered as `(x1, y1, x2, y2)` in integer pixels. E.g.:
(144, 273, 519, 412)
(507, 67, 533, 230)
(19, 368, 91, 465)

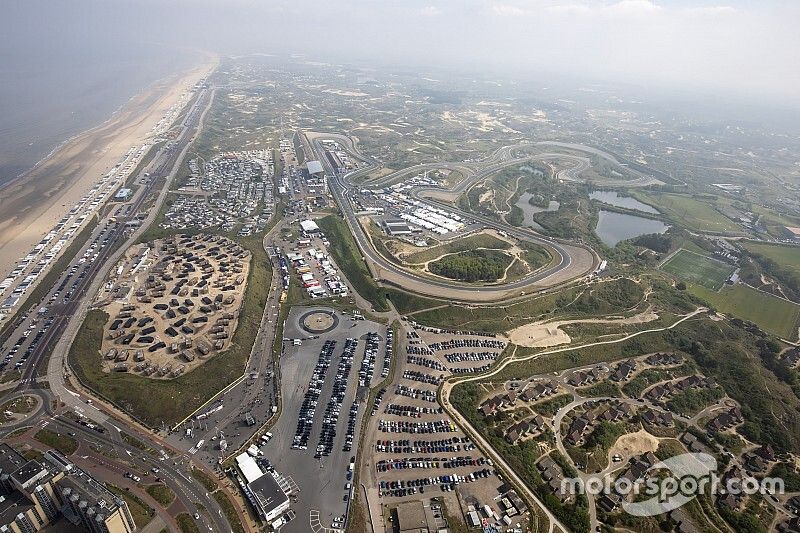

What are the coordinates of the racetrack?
(309, 134, 602, 303)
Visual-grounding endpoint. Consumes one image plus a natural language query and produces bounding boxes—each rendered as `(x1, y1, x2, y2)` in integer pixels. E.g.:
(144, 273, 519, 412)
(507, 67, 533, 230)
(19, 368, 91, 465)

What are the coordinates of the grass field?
(317, 215, 389, 312)
(146, 483, 176, 507)
(633, 192, 741, 233)
(107, 484, 154, 529)
(740, 241, 800, 277)
(690, 284, 800, 340)
(405, 233, 512, 264)
(660, 249, 734, 290)
(34, 429, 78, 455)
(412, 277, 644, 333)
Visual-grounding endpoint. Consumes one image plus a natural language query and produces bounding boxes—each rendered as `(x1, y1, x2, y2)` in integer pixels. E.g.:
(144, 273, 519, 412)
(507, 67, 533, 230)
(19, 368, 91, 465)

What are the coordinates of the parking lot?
(360, 319, 525, 529)
(261, 306, 387, 532)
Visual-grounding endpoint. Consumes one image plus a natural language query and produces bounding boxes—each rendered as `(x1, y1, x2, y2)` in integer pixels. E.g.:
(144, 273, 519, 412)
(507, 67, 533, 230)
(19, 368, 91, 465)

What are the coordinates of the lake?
(595, 210, 669, 246)
(589, 190, 659, 214)
(516, 192, 560, 230)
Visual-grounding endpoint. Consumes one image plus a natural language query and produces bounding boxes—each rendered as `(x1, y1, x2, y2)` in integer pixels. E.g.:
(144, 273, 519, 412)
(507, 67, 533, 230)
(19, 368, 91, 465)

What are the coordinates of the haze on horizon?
(3, 0, 799, 111)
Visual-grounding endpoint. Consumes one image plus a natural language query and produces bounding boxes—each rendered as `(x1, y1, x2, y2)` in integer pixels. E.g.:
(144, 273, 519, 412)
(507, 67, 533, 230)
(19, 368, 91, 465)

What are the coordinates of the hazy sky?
(3, 0, 799, 107)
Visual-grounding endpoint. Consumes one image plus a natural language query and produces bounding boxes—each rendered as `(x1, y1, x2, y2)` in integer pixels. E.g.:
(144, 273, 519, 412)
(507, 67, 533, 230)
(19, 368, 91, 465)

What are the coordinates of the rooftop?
(0, 444, 26, 477)
(248, 473, 289, 516)
(0, 490, 36, 525)
(306, 160, 324, 175)
(396, 500, 429, 532)
(56, 469, 123, 514)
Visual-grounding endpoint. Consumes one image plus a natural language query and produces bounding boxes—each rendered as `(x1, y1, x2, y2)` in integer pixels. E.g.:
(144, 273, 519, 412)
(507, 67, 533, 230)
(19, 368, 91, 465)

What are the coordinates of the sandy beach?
(0, 53, 218, 282)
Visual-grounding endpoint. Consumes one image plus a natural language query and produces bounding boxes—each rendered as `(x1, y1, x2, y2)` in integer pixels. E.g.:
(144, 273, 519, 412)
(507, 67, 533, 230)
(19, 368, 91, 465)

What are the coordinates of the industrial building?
(394, 500, 429, 532)
(383, 220, 414, 236)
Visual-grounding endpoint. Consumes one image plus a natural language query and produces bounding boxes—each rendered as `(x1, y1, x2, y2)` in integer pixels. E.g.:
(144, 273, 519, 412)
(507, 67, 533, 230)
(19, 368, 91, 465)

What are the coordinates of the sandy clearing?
(0, 53, 217, 281)
(507, 309, 660, 348)
(608, 429, 660, 461)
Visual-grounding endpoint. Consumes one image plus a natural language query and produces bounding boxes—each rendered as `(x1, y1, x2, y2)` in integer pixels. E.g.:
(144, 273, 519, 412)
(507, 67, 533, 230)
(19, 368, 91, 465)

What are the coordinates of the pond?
(595, 210, 669, 247)
(515, 192, 560, 230)
(589, 190, 659, 214)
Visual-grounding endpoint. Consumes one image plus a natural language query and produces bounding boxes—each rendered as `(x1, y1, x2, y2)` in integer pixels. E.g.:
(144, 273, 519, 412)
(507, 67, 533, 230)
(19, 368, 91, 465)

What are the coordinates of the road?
(0, 84, 243, 533)
(311, 134, 598, 302)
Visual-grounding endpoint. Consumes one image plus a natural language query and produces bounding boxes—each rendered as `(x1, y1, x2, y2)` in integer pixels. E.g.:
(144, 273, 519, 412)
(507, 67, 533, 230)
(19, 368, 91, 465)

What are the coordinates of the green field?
(405, 233, 512, 264)
(689, 284, 800, 340)
(740, 241, 800, 277)
(429, 249, 512, 282)
(317, 215, 389, 311)
(660, 249, 734, 290)
(633, 192, 741, 233)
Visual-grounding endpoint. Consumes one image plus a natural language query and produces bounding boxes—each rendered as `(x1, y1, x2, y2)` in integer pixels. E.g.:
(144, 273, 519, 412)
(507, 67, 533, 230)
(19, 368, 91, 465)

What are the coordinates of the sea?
(0, 42, 197, 187)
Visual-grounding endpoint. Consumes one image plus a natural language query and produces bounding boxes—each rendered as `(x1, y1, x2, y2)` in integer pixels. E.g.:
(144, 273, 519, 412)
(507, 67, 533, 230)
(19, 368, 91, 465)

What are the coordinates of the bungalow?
(645, 384, 670, 402)
(611, 360, 637, 382)
(681, 432, 712, 454)
(784, 348, 800, 368)
(507, 414, 546, 442)
(707, 407, 743, 432)
(641, 408, 674, 427)
(479, 395, 505, 416)
(566, 418, 590, 445)
(601, 403, 632, 422)
(646, 352, 682, 366)
(521, 382, 557, 402)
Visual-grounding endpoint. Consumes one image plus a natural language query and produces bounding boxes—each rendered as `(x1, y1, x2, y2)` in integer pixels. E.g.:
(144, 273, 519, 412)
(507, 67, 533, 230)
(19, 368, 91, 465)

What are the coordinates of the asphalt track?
(314, 136, 600, 302)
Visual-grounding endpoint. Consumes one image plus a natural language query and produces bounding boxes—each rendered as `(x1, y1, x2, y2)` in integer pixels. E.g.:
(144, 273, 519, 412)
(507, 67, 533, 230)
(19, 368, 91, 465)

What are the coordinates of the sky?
(2, 0, 799, 108)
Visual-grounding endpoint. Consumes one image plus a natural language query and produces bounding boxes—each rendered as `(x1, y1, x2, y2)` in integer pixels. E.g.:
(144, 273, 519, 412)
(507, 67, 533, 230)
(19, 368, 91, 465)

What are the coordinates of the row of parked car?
(378, 468, 496, 497)
(406, 355, 446, 371)
(378, 419, 455, 434)
(315, 338, 356, 457)
(401, 370, 441, 385)
(383, 403, 442, 418)
(293, 340, 335, 450)
(375, 437, 477, 454)
(376, 455, 489, 472)
(394, 384, 436, 403)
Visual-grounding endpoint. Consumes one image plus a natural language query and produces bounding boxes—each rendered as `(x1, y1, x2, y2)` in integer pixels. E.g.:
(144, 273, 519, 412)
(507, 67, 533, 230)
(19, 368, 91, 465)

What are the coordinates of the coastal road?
(0, 84, 240, 533)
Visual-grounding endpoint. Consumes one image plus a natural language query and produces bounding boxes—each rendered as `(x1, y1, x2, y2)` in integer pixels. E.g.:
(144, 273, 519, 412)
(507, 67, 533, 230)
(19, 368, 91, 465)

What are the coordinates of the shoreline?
(0, 52, 219, 285)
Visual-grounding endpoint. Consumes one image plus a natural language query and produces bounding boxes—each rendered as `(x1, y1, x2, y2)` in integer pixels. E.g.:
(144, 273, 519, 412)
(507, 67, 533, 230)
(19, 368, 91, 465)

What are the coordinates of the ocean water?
(0, 42, 196, 187)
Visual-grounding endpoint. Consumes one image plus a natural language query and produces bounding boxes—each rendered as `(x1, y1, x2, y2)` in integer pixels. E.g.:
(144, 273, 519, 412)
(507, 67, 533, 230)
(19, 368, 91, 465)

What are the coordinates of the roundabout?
(299, 309, 340, 334)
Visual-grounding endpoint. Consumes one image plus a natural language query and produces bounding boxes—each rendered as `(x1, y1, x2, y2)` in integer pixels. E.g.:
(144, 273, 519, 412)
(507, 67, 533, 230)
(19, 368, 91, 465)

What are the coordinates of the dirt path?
(507, 308, 660, 348)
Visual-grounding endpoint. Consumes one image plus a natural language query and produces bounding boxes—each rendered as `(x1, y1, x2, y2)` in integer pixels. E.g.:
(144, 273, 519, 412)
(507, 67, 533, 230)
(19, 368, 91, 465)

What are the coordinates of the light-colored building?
(306, 160, 324, 176)
(395, 501, 429, 532)
(300, 219, 320, 234)
(784, 226, 800, 241)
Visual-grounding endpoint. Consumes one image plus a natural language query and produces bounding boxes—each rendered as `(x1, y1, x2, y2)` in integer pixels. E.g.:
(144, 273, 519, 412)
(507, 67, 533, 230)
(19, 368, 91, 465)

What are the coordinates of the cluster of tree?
(429, 250, 509, 282)
(682, 329, 800, 453)
(666, 386, 724, 416)
(584, 421, 626, 451)
(632, 233, 673, 253)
